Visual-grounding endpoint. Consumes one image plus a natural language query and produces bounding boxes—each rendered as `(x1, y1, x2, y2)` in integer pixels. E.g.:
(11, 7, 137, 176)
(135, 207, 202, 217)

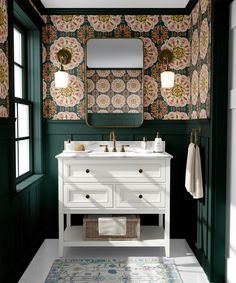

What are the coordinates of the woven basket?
(83, 215, 140, 241)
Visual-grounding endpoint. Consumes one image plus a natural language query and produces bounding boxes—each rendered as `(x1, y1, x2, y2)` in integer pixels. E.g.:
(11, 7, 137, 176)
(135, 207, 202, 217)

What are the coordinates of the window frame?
(14, 99, 33, 183)
(10, 0, 44, 194)
(13, 21, 33, 183)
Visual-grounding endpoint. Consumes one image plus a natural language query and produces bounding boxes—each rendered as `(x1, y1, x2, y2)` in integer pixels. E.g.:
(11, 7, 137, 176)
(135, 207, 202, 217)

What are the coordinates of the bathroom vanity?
(56, 143, 172, 257)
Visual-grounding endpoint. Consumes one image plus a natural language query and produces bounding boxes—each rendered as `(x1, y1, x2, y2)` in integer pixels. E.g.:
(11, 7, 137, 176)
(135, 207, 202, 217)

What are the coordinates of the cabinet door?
(116, 183, 165, 208)
(64, 183, 113, 208)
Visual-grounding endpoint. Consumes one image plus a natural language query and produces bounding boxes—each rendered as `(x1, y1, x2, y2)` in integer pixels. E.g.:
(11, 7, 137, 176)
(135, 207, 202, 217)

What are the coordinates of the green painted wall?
(0, 120, 44, 283)
(42, 115, 225, 283)
(0, 0, 45, 282)
(43, 120, 208, 243)
(0, 1, 229, 283)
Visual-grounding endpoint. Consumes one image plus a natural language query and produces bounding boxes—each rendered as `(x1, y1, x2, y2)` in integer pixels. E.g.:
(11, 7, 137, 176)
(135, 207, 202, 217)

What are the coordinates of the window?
(11, 0, 43, 193)
(14, 24, 32, 181)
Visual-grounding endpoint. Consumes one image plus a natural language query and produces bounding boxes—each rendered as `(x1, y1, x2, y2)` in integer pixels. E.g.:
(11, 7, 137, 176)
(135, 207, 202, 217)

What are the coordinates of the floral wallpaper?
(0, 0, 8, 118)
(42, 4, 211, 120)
(87, 69, 142, 113)
(42, 14, 191, 120)
(189, 0, 211, 119)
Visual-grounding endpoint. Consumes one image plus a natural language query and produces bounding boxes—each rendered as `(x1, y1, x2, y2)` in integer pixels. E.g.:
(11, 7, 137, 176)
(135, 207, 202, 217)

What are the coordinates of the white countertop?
(56, 141, 173, 159)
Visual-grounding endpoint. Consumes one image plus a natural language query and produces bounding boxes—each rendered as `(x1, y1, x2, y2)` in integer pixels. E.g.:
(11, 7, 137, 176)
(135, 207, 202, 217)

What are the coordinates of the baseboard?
(6, 233, 44, 283)
(194, 245, 212, 282)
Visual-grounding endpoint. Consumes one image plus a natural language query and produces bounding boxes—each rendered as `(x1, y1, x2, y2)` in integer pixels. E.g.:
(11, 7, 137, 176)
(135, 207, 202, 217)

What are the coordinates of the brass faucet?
(109, 129, 117, 152)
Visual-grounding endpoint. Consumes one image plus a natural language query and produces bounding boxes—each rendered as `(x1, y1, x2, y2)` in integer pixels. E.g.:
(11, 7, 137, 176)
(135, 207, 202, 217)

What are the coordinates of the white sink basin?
(88, 151, 138, 157)
(87, 149, 165, 157)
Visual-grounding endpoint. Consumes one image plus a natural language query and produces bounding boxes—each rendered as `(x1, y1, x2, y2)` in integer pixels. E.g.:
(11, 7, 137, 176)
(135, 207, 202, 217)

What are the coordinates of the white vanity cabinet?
(56, 152, 172, 257)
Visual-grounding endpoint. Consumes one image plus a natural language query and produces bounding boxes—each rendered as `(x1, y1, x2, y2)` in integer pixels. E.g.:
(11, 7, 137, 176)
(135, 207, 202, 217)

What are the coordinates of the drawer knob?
(139, 169, 143, 173)
(85, 194, 90, 199)
(138, 194, 143, 199)
(85, 169, 90, 173)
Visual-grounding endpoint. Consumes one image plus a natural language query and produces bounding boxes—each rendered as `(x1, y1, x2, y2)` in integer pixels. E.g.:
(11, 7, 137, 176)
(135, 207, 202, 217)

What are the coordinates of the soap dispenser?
(153, 132, 163, 153)
(65, 139, 72, 151)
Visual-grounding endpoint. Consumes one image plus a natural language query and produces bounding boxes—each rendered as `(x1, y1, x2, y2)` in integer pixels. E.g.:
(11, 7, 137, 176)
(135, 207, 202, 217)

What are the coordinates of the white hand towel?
(98, 217, 126, 236)
(185, 143, 196, 194)
(193, 145, 203, 199)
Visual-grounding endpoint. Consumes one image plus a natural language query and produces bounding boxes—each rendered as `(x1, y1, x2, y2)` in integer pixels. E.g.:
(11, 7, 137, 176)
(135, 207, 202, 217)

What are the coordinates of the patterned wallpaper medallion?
(42, 3, 211, 120)
(87, 69, 142, 113)
(0, 0, 8, 118)
(189, 0, 211, 119)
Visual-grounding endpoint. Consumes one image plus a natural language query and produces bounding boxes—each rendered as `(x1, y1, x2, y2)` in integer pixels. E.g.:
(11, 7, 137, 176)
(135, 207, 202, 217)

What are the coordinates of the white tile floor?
(19, 239, 209, 283)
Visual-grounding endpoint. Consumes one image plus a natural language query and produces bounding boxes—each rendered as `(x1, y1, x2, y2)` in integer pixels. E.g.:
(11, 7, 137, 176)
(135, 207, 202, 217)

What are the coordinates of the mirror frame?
(85, 38, 144, 128)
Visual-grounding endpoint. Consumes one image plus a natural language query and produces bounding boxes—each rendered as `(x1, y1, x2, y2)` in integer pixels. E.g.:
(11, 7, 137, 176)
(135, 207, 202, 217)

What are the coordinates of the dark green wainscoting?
(0, 115, 225, 283)
(186, 122, 212, 279)
(0, 120, 44, 283)
(43, 117, 229, 283)
(42, 119, 211, 264)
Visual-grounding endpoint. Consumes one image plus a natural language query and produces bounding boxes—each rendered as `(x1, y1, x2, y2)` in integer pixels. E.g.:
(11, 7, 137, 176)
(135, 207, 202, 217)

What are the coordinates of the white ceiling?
(40, 0, 189, 9)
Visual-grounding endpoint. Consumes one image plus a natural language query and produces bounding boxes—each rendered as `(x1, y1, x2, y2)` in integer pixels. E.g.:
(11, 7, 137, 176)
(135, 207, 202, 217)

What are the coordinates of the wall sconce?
(159, 49, 175, 89)
(54, 49, 72, 88)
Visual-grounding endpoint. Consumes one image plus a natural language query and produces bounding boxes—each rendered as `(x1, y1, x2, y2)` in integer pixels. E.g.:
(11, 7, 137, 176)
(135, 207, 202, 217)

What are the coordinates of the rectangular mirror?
(85, 38, 144, 128)
(87, 38, 143, 68)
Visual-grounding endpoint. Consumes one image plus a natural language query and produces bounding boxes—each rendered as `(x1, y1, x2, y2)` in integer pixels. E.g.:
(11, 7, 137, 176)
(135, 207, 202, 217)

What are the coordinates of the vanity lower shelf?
(63, 225, 165, 247)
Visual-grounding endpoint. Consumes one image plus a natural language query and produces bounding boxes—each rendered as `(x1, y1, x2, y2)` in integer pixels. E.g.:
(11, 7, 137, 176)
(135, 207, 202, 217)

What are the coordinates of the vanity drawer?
(115, 183, 165, 208)
(63, 160, 166, 182)
(64, 183, 113, 208)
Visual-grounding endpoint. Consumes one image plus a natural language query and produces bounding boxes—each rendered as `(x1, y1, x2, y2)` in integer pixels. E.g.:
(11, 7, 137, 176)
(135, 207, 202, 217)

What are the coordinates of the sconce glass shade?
(55, 70, 69, 88)
(161, 71, 175, 88)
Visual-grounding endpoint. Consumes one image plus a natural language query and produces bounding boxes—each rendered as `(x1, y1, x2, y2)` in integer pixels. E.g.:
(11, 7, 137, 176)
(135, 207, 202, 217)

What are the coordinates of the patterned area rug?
(45, 257, 183, 283)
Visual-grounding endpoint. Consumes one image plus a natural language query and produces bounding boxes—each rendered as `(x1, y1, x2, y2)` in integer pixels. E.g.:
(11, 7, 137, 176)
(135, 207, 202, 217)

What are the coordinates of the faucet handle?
(120, 145, 130, 152)
(100, 144, 109, 152)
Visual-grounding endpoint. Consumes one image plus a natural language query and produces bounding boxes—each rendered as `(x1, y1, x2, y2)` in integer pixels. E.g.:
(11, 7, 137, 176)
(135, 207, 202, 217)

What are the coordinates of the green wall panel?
(0, 121, 44, 283)
(43, 120, 201, 245)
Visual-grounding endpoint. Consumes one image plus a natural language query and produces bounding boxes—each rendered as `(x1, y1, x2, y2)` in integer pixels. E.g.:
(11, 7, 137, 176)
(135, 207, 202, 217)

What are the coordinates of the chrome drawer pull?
(85, 169, 90, 173)
(139, 169, 143, 173)
(85, 194, 90, 199)
(138, 194, 143, 199)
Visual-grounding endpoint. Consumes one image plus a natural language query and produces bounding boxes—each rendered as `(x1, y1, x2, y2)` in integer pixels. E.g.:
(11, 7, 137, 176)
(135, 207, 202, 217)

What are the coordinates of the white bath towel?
(185, 143, 196, 194)
(98, 217, 126, 236)
(193, 145, 203, 199)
